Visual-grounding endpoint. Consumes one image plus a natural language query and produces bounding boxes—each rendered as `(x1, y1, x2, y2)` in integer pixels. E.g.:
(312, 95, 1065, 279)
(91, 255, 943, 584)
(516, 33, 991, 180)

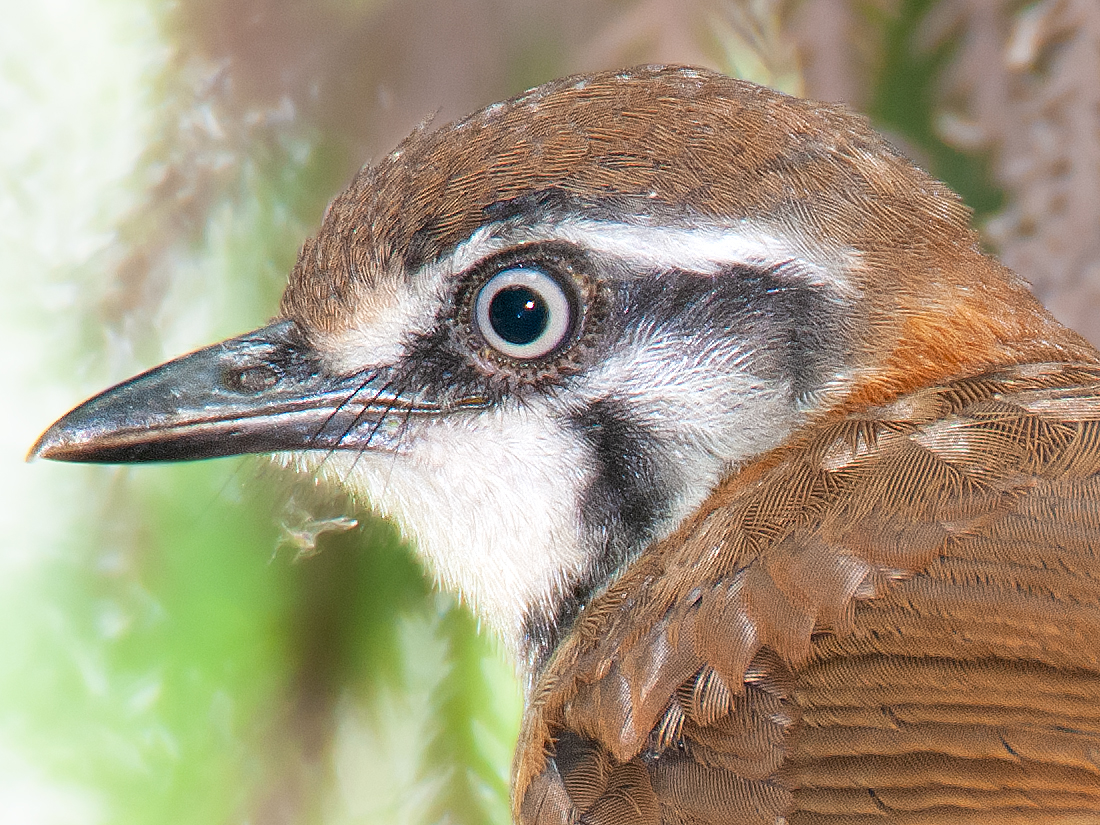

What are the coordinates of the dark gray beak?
(29, 321, 412, 464)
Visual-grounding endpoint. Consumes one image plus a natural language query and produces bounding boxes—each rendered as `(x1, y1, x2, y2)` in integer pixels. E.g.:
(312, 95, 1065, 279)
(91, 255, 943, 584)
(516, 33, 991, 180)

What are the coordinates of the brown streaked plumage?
(30, 66, 1100, 823)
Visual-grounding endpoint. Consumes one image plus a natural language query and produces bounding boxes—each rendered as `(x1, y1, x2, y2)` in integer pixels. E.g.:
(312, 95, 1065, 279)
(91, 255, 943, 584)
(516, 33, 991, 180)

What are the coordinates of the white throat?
(286, 402, 595, 664)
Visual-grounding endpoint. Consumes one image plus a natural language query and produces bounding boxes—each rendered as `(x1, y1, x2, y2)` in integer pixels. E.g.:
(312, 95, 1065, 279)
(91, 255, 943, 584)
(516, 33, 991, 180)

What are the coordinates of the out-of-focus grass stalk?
(1, 0, 161, 820)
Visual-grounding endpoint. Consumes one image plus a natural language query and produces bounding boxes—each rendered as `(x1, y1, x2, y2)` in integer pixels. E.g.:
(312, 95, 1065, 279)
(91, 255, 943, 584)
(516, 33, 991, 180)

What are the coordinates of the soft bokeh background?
(4, 1, 1099, 823)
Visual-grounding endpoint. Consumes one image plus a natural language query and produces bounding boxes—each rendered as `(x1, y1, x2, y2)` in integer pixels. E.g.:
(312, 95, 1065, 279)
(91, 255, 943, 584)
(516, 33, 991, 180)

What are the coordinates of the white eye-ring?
(474, 267, 573, 359)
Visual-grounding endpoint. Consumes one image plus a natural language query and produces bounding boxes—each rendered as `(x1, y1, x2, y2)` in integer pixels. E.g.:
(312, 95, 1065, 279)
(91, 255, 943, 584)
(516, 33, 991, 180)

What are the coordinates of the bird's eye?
(474, 267, 573, 359)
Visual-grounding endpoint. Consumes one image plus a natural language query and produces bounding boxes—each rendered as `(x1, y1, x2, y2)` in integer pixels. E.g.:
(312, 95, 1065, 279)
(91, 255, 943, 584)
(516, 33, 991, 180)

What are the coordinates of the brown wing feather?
(515, 364, 1100, 824)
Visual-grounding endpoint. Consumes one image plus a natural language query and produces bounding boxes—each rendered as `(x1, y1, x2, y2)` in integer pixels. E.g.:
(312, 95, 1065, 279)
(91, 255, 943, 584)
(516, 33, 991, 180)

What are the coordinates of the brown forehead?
(281, 65, 969, 335)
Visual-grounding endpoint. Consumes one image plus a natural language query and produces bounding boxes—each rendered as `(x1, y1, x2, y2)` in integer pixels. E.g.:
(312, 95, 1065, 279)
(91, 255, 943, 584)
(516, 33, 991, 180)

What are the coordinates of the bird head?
(30, 66, 1092, 679)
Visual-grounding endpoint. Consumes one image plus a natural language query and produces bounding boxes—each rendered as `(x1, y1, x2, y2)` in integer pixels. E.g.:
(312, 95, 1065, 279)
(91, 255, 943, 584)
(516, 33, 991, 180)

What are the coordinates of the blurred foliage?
(868, 0, 1005, 220)
(7, 0, 1094, 824)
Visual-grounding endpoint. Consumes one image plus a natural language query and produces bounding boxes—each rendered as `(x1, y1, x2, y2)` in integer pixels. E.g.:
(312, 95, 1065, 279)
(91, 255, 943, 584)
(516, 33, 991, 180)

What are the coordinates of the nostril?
(224, 364, 279, 393)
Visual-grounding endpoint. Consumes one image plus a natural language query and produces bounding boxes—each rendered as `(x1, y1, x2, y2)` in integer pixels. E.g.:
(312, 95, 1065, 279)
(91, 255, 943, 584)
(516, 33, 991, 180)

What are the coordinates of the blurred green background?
(4, 0, 1098, 823)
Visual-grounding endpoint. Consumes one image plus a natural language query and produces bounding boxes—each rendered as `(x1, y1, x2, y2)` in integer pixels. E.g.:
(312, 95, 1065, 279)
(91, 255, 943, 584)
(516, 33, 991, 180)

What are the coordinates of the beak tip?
(26, 423, 71, 463)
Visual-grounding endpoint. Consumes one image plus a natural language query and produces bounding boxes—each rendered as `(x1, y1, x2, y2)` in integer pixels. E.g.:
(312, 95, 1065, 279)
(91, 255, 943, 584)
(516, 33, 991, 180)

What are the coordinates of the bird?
(30, 65, 1100, 823)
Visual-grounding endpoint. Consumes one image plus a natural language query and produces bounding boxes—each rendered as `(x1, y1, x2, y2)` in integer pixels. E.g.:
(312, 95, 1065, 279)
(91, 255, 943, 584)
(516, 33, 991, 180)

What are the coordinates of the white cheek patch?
(286, 402, 593, 660)
(574, 339, 802, 543)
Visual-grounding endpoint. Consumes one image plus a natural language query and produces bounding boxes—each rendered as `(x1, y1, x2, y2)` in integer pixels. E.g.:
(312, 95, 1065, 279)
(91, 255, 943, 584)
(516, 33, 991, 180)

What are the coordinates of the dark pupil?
(488, 286, 548, 345)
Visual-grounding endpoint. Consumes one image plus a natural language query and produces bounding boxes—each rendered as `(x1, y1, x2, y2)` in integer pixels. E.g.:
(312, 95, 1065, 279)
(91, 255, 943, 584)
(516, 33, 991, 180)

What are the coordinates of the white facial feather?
(436, 218, 858, 294)
(319, 225, 498, 374)
(573, 335, 801, 533)
(548, 220, 856, 292)
(288, 403, 594, 662)
(319, 272, 448, 375)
